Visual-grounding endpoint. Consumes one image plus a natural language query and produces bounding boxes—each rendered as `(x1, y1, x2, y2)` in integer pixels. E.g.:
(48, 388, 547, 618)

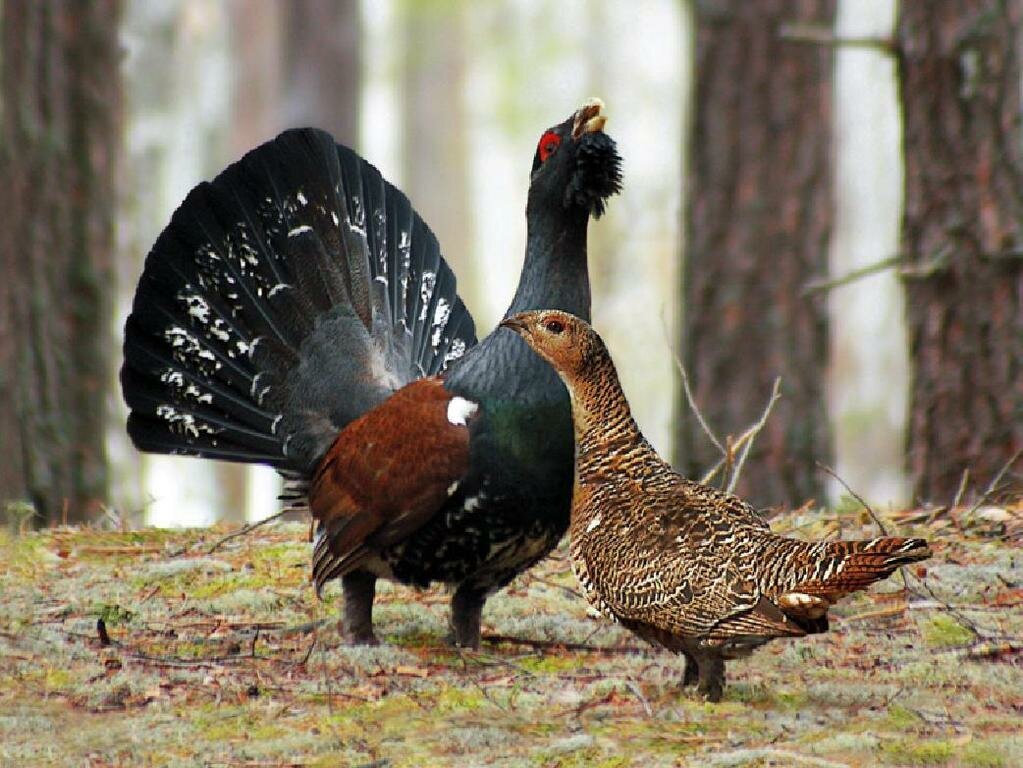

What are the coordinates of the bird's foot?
(694, 653, 725, 702)
(697, 680, 724, 703)
(340, 620, 380, 646)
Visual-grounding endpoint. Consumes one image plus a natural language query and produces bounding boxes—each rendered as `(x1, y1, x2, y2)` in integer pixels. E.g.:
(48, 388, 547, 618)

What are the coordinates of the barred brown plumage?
(501, 310, 932, 702)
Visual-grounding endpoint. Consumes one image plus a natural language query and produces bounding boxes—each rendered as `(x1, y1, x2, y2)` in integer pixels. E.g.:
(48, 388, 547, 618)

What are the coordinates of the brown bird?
(500, 310, 931, 701)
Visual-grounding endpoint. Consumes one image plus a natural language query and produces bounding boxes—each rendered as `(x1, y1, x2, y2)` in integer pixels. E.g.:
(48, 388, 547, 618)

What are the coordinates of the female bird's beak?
(499, 316, 528, 335)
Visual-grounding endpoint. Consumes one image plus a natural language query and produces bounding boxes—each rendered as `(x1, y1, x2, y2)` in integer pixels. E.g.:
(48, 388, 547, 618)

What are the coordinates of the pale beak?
(499, 316, 528, 335)
(571, 97, 607, 139)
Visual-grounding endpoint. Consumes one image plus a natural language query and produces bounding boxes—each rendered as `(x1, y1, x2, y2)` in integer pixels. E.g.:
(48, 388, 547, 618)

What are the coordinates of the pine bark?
(401, 3, 475, 307)
(0, 2, 122, 524)
(898, 0, 1023, 502)
(679, 0, 834, 508)
(280, 0, 361, 148)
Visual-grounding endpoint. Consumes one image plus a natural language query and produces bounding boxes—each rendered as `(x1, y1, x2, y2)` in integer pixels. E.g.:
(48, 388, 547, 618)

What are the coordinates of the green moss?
(92, 603, 134, 626)
(885, 704, 920, 730)
(434, 688, 487, 713)
(517, 653, 586, 674)
(878, 739, 955, 765)
(921, 614, 975, 648)
(961, 742, 1008, 768)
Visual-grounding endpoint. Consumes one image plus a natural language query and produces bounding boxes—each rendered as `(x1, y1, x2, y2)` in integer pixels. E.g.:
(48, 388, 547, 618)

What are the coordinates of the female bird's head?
(499, 310, 607, 380)
(527, 98, 622, 219)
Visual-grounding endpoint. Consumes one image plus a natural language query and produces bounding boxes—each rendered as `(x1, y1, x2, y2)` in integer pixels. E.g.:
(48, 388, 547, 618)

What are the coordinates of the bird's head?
(499, 310, 602, 380)
(527, 98, 622, 219)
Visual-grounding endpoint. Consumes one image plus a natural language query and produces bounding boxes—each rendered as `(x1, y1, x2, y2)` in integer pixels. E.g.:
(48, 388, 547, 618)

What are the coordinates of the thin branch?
(816, 462, 890, 536)
(951, 468, 970, 510)
(699, 457, 726, 486)
(481, 633, 647, 655)
(726, 377, 782, 494)
(671, 353, 725, 455)
(967, 449, 1023, 516)
(660, 312, 725, 455)
(206, 509, 292, 554)
(660, 315, 783, 492)
(802, 254, 903, 296)
(779, 22, 896, 53)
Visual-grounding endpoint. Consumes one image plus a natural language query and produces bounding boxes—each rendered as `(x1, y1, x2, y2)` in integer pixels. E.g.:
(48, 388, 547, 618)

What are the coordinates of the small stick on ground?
(951, 468, 970, 510)
(482, 633, 647, 655)
(206, 509, 291, 555)
(816, 462, 890, 536)
(966, 449, 1023, 517)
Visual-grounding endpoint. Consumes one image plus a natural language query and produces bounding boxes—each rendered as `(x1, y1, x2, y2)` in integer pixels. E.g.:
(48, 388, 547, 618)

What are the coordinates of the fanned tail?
(786, 536, 931, 604)
(122, 128, 476, 474)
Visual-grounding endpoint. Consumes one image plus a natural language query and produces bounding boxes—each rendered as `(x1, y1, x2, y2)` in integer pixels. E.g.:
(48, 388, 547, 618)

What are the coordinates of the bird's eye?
(538, 131, 561, 162)
(544, 319, 565, 335)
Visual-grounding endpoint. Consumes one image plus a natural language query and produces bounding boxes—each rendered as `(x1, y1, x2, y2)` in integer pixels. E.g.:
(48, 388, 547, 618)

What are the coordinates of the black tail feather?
(122, 128, 476, 473)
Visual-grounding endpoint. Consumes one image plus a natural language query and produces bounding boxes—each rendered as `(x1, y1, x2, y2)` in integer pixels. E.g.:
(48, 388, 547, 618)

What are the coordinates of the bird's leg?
(681, 651, 699, 687)
(341, 571, 379, 645)
(449, 584, 486, 649)
(695, 653, 725, 702)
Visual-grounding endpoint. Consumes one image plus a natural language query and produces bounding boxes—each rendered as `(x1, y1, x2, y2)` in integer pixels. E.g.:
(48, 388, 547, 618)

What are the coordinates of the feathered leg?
(341, 571, 379, 645)
(450, 584, 486, 649)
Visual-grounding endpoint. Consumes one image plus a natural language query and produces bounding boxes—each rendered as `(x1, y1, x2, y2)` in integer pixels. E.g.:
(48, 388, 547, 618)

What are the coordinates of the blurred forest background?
(0, 0, 1020, 528)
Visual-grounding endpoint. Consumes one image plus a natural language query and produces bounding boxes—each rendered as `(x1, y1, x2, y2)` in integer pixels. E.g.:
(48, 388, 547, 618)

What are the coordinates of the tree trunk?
(400, 2, 476, 308)
(280, 0, 361, 148)
(898, 0, 1023, 503)
(0, 2, 122, 524)
(679, 0, 834, 509)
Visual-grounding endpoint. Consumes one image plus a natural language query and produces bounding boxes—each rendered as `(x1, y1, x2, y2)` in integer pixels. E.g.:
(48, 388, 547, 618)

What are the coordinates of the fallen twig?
(966, 449, 1023, 517)
(482, 633, 647, 655)
(816, 462, 890, 536)
(206, 509, 292, 554)
(842, 604, 908, 623)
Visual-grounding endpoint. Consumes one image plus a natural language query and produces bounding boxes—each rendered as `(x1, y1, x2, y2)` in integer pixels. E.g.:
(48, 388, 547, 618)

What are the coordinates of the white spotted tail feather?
(121, 128, 477, 474)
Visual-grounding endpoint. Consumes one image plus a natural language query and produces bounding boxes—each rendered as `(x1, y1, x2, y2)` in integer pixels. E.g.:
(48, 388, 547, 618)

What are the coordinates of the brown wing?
(309, 377, 476, 594)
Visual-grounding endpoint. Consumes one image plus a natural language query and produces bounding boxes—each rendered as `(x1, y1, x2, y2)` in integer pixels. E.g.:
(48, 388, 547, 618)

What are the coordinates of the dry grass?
(1, 500, 1021, 767)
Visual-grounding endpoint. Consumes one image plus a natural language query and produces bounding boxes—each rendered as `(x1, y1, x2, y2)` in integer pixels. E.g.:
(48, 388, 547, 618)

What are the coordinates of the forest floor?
(1, 500, 1021, 767)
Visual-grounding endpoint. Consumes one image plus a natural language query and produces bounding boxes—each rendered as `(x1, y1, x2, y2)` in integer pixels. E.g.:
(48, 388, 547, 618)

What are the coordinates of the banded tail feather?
(122, 128, 477, 474)
(789, 536, 931, 603)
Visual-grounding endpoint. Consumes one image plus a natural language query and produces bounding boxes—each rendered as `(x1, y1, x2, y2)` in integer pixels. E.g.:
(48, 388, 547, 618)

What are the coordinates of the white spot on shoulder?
(446, 396, 478, 426)
(463, 493, 485, 512)
(288, 224, 313, 237)
(585, 514, 602, 533)
(446, 481, 460, 497)
(296, 191, 308, 205)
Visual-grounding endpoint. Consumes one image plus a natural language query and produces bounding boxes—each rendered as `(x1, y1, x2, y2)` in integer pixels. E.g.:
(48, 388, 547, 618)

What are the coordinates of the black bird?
(121, 99, 622, 647)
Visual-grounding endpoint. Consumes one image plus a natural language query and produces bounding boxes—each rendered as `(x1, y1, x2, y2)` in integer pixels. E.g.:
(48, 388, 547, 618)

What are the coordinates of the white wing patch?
(446, 396, 478, 427)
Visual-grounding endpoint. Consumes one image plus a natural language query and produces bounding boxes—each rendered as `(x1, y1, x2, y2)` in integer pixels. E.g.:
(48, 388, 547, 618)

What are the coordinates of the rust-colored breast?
(309, 377, 476, 568)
